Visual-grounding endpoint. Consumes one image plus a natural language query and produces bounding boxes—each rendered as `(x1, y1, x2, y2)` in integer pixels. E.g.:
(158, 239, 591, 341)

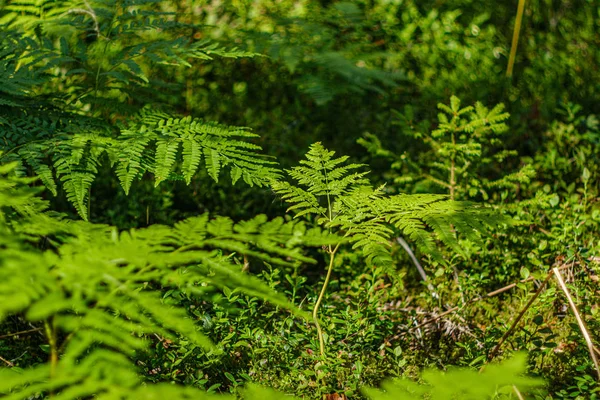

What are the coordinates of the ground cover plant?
(0, 0, 599, 399)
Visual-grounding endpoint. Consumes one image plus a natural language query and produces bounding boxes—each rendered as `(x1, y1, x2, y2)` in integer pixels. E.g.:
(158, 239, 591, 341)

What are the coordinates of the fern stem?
(87, 186, 92, 222)
(507, 0, 526, 77)
(313, 242, 341, 356)
(44, 318, 58, 391)
(0, 139, 51, 158)
(450, 133, 456, 201)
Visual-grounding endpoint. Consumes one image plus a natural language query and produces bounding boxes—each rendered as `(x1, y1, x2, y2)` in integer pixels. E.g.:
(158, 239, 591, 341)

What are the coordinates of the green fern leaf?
(115, 127, 152, 194)
(204, 147, 221, 182)
(182, 138, 202, 184)
(19, 144, 57, 195)
(154, 138, 180, 186)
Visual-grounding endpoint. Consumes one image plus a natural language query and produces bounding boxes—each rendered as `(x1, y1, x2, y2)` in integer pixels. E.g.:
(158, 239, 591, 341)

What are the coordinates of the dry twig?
(0, 354, 14, 367)
(0, 327, 42, 340)
(387, 265, 570, 343)
(488, 271, 554, 360)
(553, 267, 600, 381)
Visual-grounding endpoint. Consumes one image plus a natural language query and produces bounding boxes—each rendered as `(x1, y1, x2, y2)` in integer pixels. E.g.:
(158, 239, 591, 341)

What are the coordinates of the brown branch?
(0, 327, 42, 340)
(489, 270, 554, 360)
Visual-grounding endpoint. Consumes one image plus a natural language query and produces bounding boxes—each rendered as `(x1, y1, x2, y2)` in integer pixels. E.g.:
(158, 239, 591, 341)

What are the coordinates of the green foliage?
(239, 355, 545, 399)
(1, 0, 599, 398)
(362, 353, 543, 399)
(116, 109, 279, 191)
(273, 141, 508, 264)
(0, 160, 336, 399)
(361, 96, 536, 204)
(242, 3, 405, 105)
(1, 105, 278, 220)
(0, 0, 272, 220)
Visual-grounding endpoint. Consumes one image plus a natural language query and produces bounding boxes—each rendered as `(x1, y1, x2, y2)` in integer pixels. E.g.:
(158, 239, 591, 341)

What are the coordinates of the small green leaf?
(582, 167, 591, 182)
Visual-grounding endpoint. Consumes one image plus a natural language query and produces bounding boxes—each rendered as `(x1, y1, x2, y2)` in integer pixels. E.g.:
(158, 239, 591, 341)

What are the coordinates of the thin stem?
(44, 318, 58, 397)
(513, 385, 525, 400)
(450, 132, 456, 201)
(553, 267, 600, 381)
(0, 354, 14, 367)
(489, 270, 554, 360)
(313, 242, 341, 356)
(507, 0, 526, 77)
(312, 159, 337, 357)
(0, 327, 42, 340)
(0, 139, 57, 159)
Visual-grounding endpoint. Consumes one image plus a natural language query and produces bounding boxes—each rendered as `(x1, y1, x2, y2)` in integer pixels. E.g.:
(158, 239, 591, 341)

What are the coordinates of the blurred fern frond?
(0, 160, 336, 399)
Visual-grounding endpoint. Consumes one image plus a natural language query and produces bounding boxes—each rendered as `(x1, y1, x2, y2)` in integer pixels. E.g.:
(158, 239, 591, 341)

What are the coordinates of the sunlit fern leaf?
(270, 180, 327, 218)
(115, 127, 152, 194)
(154, 138, 180, 186)
(52, 134, 113, 220)
(0, 349, 231, 400)
(0, 11, 276, 215)
(274, 143, 510, 266)
(286, 142, 368, 196)
(204, 147, 221, 182)
(182, 137, 202, 184)
(380, 195, 510, 260)
(115, 110, 280, 190)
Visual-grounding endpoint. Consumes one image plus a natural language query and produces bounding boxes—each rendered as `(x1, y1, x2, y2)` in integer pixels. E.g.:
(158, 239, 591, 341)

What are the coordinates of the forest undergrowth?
(0, 0, 599, 399)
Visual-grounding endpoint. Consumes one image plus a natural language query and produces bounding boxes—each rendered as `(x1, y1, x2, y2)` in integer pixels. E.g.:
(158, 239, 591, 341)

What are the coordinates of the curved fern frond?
(19, 144, 57, 195)
(270, 180, 327, 218)
(116, 110, 281, 191)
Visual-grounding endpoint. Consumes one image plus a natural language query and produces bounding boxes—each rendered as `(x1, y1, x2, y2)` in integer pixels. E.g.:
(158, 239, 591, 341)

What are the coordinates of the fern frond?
(0, 158, 342, 399)
(19, 144, 57, 195)
(361, 353, 544, 399)
(116, 111, 280, 190)
(115, 126, 152, 194)
(276, 143, 509, 266)
(276, 142, 368, 208)
(154, 138, 180, 186)
(181, 137, 202, 184)
(52, 133, 114, 220)
(270, 180, 327, 218)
